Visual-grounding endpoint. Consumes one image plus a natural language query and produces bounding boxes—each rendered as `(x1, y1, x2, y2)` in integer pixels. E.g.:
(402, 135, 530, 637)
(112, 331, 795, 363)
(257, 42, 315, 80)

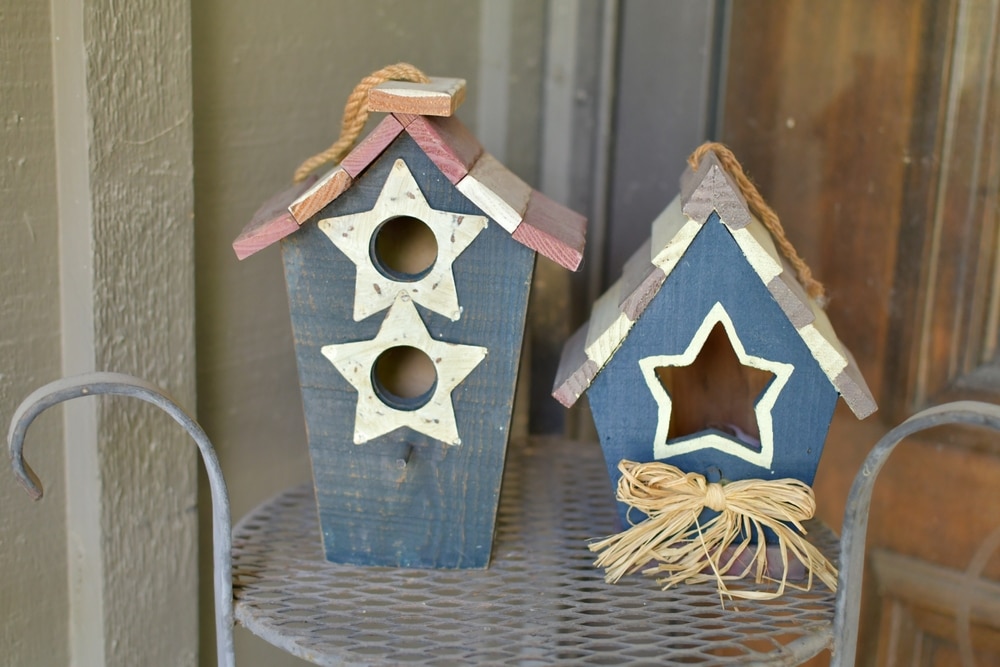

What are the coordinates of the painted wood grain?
(652, 316, 778, 447)
(617, 238, 666, 321)
(288, 167, 352, 223)
(551, 323, 599, 408)
(675, 190, 871, 419)
(556, 195, 873, 425)
(321, 295, 487, 445)
(583, 277, 633, 371)
(281, 134, 534, 568)
(680, 151, 751, 229)
(766, 257, 816, 330)
(233, 175, 319, 259)
(799, 301, 850, 379)
(585, 216, 839, 525)
(340, 114, 406, 179)
(728, 223, 782, 287)
(731, 218, 874, 420)
(639, 302, 794, 468)
(833, 348, 878, 419)
(392, 112, 420, 127)
(368, 77, 467, 117)
(404, 115, 483, 185)
(649, 194, 702, 275)
(511, 190, 587, 270)
(317, 158, 487, 322)
(456, 152, 533, 233)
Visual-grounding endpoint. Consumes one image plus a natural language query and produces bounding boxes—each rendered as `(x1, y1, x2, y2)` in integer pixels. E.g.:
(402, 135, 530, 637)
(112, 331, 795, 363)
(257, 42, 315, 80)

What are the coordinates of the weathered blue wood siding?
(281, 134, 534, 568)
(586, 214, 838, 526)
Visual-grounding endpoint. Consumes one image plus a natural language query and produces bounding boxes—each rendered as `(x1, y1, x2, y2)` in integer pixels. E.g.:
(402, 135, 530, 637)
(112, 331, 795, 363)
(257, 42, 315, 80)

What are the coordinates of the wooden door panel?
(888, 0, 1000, 417)
(720, 0, 1000, 663)
(721, 0, 952, 405)
(872, 550, 1000, 666)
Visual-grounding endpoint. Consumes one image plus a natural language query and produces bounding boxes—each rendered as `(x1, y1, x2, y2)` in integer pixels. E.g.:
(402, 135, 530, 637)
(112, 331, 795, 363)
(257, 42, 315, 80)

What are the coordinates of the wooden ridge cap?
(680, 150, 751, 229)
(368, 77, 466, 117)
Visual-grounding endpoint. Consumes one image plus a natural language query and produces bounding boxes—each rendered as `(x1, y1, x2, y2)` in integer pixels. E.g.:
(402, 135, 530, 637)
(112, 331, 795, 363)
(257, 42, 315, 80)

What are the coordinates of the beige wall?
(2, 0, 198, 664)
(192, 1, 545, 664)
(2, 1, 556, 665)
(0, 3, 68, 664)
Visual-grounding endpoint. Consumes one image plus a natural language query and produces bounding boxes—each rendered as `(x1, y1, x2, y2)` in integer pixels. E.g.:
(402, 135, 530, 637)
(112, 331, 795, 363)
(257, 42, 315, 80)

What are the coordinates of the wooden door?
(718, 0, 1000, 663)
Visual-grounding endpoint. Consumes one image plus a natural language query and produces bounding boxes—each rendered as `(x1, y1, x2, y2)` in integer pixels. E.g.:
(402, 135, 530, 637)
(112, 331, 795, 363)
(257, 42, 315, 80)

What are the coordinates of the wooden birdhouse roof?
(552, 151, 876, 419)
(233, 77, 586, 271)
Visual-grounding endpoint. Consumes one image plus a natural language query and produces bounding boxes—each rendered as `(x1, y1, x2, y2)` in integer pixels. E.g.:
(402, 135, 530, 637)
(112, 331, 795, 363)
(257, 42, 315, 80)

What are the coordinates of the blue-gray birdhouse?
(233, 75, 586, 568)
(553, 150, 875, 527)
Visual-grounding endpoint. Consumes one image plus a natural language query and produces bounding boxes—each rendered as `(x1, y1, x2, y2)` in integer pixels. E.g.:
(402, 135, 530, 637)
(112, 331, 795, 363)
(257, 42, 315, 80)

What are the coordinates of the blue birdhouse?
(553, 149, 876, 529)
(233, 75, 586, 569)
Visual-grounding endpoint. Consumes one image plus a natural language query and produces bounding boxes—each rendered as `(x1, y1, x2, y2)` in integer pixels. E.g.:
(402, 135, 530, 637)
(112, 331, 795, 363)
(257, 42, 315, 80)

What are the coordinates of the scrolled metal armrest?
(7, 371, 235, 667)
(832, 400, 1000, 667)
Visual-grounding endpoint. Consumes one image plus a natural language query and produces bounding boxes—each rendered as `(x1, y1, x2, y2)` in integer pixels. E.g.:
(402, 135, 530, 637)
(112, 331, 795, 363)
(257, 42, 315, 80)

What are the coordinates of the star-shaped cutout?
(319, 159, 488, 322)
(322, 295, 488, 446)
(638, 302, 793, 469)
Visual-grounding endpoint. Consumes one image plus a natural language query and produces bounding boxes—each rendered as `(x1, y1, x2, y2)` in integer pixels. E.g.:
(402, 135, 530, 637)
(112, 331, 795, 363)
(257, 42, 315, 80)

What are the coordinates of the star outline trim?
(638, 302, 793, 469)
(321, 295, 488, 446)
(318, 159, 488, 322)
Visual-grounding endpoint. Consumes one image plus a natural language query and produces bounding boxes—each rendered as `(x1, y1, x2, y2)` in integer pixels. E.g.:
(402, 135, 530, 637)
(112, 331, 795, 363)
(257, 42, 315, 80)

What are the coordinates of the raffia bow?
(589, 460, 838, 600)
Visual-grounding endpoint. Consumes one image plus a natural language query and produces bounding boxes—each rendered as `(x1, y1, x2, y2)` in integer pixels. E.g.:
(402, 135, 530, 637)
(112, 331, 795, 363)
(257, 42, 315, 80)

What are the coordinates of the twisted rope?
(688, 142, 826, 303)
(293, 63, 430, 183)
(590, 460, 837, 600)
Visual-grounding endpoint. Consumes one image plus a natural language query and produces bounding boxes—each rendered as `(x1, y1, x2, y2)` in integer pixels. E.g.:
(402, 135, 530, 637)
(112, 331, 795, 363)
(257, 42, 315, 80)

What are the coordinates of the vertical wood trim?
(708, 0, 732, 141)
(531, 0, 581, 436)
(887, 0, 1000, 413)
(950, 0, 999, 375)
(476, 0, 512, 161)
(51, 1, 198, 665)
(534, 0, 619, 435)
(51, 2, 104, 663)
(915, 0, 977, 404)
(606, 0, 727, 280)
(585, 0, 621, 307)
(540, 0, 579, 207)
(880, 0, 960, 418)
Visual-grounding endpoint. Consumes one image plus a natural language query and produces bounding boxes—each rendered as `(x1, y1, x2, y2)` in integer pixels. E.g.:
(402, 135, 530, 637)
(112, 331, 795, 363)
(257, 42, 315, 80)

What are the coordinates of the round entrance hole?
(372, 345, 438, 410)
(371, 216, 438, 282)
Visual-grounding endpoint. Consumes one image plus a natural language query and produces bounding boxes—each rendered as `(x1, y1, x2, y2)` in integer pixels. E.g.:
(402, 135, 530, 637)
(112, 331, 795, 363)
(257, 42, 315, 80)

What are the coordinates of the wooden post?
(51, 0, 197, 664)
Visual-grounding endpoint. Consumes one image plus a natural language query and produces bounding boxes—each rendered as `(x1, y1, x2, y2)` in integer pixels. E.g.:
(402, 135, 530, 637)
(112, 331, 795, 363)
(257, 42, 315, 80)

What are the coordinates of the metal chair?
(9, 372, 1000, 666)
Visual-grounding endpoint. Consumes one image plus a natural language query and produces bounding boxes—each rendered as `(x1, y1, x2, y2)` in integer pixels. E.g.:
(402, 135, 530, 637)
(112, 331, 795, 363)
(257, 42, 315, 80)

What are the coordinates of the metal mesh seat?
(231, 439, 839, 666)
(10, 373, 1000, 666)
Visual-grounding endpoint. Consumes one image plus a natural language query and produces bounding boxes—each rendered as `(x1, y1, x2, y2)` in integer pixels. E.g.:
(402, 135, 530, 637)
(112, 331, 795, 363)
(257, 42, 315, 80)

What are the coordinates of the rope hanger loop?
(293, 63, 430, 183)
(688, 142, 826, 303)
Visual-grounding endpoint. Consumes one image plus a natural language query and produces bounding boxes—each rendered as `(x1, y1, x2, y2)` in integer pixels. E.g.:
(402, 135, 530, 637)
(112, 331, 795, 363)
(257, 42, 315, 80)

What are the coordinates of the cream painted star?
(638, 302, 793, 469)
(322, 295, 488, 446)
(319, 159, 488, 322)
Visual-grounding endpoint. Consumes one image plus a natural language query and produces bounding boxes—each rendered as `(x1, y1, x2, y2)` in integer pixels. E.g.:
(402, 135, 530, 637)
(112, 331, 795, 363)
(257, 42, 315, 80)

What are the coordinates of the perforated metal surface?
(232, 438, 838, 666)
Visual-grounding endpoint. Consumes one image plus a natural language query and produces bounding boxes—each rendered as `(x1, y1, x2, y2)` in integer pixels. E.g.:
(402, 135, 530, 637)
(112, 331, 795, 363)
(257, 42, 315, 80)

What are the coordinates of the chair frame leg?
(7, 372, 236, 667)
(832, 400, 1000, 667)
